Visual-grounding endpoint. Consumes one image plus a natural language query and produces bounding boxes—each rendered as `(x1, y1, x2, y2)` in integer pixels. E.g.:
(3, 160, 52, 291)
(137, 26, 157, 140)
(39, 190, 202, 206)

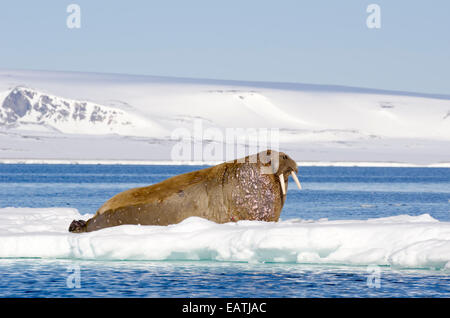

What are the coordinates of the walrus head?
(257, 149, 302, 196)
(224, 149, 301, 222)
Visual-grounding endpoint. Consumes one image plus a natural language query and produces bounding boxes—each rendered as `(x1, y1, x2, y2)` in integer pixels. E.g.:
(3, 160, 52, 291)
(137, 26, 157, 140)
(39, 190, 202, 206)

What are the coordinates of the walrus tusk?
(291, 171, 302, 190)
(279, 174, 286, 195)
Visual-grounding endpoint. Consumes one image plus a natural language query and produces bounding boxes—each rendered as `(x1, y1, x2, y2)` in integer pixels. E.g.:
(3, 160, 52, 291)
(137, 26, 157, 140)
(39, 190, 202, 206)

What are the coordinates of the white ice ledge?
(0, 207, 449, 270)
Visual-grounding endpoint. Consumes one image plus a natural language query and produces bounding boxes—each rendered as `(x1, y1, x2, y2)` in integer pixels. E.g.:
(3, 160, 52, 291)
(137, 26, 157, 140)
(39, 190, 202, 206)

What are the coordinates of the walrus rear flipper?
(69, 220, 87, 233)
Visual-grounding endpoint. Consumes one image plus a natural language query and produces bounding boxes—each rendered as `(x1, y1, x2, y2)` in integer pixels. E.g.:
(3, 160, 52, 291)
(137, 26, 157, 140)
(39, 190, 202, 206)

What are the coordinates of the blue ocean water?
(0, 164, 449, 297)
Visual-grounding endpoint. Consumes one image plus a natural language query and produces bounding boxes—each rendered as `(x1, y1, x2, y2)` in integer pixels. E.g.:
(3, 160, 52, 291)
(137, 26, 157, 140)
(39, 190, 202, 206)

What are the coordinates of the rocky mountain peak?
(0, 86, 158, 136)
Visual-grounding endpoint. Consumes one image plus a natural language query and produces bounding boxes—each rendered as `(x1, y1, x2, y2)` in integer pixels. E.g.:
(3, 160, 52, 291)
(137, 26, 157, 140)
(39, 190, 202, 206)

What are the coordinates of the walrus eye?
(282, 155, 287, 160)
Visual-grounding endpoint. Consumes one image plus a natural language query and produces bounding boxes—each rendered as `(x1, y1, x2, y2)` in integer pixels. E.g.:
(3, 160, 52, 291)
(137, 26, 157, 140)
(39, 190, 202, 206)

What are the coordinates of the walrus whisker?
(291, 171, 302, 190)
(279, 174, 286, 195)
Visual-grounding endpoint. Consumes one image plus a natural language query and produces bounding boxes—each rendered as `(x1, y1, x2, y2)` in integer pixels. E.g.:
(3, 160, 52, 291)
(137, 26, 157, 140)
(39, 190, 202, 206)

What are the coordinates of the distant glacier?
(0, 69, 449, 166)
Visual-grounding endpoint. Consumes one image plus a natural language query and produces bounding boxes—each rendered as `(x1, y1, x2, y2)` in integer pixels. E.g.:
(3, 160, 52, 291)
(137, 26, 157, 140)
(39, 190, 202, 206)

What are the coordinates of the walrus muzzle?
(69, 149, 301, 233)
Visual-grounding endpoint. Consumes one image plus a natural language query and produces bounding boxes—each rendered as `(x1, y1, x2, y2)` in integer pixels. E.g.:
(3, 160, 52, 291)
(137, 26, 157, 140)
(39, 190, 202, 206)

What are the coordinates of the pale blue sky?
(0, 0, 449, 94)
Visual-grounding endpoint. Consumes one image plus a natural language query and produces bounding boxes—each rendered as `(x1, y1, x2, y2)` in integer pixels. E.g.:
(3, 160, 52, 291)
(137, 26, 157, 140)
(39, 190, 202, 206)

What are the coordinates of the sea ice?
(0, 207, 449, 270)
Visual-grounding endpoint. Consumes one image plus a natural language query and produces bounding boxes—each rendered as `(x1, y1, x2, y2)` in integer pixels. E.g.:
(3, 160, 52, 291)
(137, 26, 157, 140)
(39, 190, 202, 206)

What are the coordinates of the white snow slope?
(0, 207, 449, 270)
(0, 69, 449, 165)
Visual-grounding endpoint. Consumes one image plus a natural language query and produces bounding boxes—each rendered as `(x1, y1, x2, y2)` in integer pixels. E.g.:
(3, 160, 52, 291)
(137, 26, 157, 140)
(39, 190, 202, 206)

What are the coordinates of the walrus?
(68, 149, 302, 233)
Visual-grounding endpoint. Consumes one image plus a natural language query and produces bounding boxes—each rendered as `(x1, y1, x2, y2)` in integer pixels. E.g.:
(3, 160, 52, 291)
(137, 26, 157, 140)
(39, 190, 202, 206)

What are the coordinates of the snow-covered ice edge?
(0, 207, 449, 270)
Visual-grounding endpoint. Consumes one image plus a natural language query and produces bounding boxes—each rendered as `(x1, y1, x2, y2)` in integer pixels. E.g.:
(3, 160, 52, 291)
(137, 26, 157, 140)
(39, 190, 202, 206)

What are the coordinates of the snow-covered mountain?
(0, 69, 449, 165)
(0, 86, 165, 137)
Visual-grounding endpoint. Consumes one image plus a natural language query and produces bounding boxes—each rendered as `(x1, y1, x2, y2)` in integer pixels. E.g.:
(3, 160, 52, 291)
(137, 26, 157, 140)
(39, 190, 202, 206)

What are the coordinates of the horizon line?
(2, 67, 450, 101)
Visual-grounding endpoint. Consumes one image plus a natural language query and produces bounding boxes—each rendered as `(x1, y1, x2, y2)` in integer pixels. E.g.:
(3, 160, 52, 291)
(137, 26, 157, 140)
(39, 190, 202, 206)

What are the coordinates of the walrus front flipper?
(69, 220, 87, 233)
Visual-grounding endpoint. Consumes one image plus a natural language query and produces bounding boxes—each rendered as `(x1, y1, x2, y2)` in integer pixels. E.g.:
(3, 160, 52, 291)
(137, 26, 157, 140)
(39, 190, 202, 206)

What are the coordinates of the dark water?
(1, 259, 449, 298)
(0, 164, 449, 297)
